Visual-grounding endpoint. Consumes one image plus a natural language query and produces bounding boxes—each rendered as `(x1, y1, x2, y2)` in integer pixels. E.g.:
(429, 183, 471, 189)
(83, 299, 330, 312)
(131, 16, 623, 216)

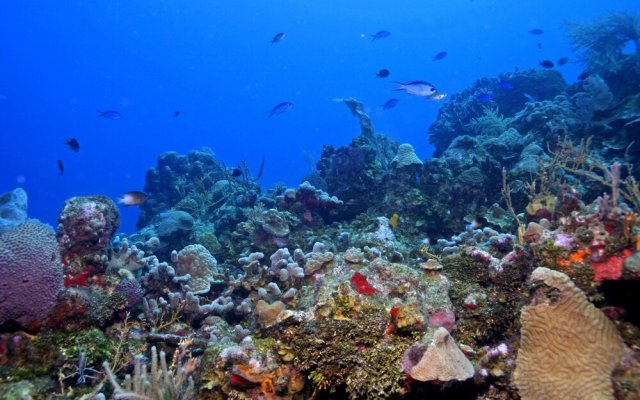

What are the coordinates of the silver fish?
(393, 81, 437, 97)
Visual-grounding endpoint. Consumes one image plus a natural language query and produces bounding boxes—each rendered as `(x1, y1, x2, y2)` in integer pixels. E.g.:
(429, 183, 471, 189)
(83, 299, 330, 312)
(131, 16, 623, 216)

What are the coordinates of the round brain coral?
(0, 221, 64, 328)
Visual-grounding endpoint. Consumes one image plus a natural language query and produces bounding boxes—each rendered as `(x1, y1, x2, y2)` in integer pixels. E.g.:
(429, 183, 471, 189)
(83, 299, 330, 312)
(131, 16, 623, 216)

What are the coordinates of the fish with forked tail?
(394, 81, 437, 97)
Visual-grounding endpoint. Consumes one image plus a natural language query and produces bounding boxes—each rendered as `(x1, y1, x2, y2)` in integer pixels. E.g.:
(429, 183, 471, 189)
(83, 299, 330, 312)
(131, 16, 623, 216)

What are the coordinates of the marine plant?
(566, 11, 640, 75)
(466, 106, 513, 137)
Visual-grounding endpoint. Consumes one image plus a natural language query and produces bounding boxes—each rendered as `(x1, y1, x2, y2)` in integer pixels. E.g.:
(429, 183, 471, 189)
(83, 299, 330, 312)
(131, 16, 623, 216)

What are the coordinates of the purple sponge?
(0, 221, 63, 328)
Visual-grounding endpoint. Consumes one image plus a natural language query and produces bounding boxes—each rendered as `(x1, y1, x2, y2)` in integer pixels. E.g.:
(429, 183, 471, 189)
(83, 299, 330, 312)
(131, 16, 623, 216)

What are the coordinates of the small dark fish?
(256, 155, 265, 180)
(231, 167, 243, 178)
(537, 42, 542, 49)
(65, 138, 80, 152)
(271, 32, 286, 44)
(266, 101, 293, 117)
(393, 81, 437, 97)
(529, 28, 544, 35)
(97, 110, 121, 120)
(173, 110, 181, 117)
(381, 98, 399, 110)
(539, 60, 554, 69)
(577, 71, 590, 80)
(557, 57, 569, 66)
(433, 51, 448, 60)
(118, 191, 148, 206)
(57, 159, 64, 175)
(477, 93, 494, 102)
(371, 30, 390, 41)
(498, 81, 513, 90)
(376, 69, 390, 78)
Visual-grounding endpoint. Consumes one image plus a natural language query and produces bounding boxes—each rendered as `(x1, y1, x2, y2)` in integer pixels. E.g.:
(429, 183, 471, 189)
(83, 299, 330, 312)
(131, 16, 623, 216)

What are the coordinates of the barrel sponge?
(0, 221, 63, 328)
(514, 267, 629, 400)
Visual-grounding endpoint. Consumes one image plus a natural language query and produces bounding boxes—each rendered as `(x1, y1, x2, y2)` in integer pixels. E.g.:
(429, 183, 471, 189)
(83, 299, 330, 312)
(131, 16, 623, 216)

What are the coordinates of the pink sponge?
(0, 221, 63, 328)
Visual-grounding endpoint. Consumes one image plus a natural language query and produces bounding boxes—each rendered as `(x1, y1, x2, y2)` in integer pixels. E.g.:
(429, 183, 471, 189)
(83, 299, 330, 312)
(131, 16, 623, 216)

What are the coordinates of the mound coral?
(403, 327, 475, 382)
(56, 195, 119, 258)
(391, 143, 423, 169)
(173, 244, 218, 294)
(0, 221, 63, 328)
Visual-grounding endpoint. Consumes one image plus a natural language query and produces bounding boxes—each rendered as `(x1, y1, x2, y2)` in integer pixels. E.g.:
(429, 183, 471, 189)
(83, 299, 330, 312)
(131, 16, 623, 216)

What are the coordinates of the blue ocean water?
(1, 1, 638, 233)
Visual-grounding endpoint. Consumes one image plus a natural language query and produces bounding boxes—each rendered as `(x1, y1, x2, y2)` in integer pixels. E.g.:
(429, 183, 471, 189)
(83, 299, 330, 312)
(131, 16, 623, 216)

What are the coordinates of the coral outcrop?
(56, 195, 120, 258)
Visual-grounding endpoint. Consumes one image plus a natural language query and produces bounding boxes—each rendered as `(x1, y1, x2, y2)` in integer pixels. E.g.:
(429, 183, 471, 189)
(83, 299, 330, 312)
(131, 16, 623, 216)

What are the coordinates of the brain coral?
(391, 143, 423, 169)
(514, 267, 628, 400)
(0, 221, 63, 328)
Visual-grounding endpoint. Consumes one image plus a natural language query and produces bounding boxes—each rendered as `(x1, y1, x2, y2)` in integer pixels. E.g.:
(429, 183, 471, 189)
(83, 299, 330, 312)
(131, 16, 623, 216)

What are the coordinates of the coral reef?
(3, 13, 640, 399)
(428, 70, 567, 156)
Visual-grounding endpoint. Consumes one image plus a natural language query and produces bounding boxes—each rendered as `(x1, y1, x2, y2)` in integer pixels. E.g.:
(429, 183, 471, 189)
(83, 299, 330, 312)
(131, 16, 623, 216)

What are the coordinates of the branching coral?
(552, 137, 640, 212)
(103, 346, 195, 400)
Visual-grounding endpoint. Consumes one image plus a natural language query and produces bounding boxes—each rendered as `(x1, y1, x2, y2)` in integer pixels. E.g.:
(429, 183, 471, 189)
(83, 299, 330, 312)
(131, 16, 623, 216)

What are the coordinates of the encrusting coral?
(514, 267, 630, 400)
